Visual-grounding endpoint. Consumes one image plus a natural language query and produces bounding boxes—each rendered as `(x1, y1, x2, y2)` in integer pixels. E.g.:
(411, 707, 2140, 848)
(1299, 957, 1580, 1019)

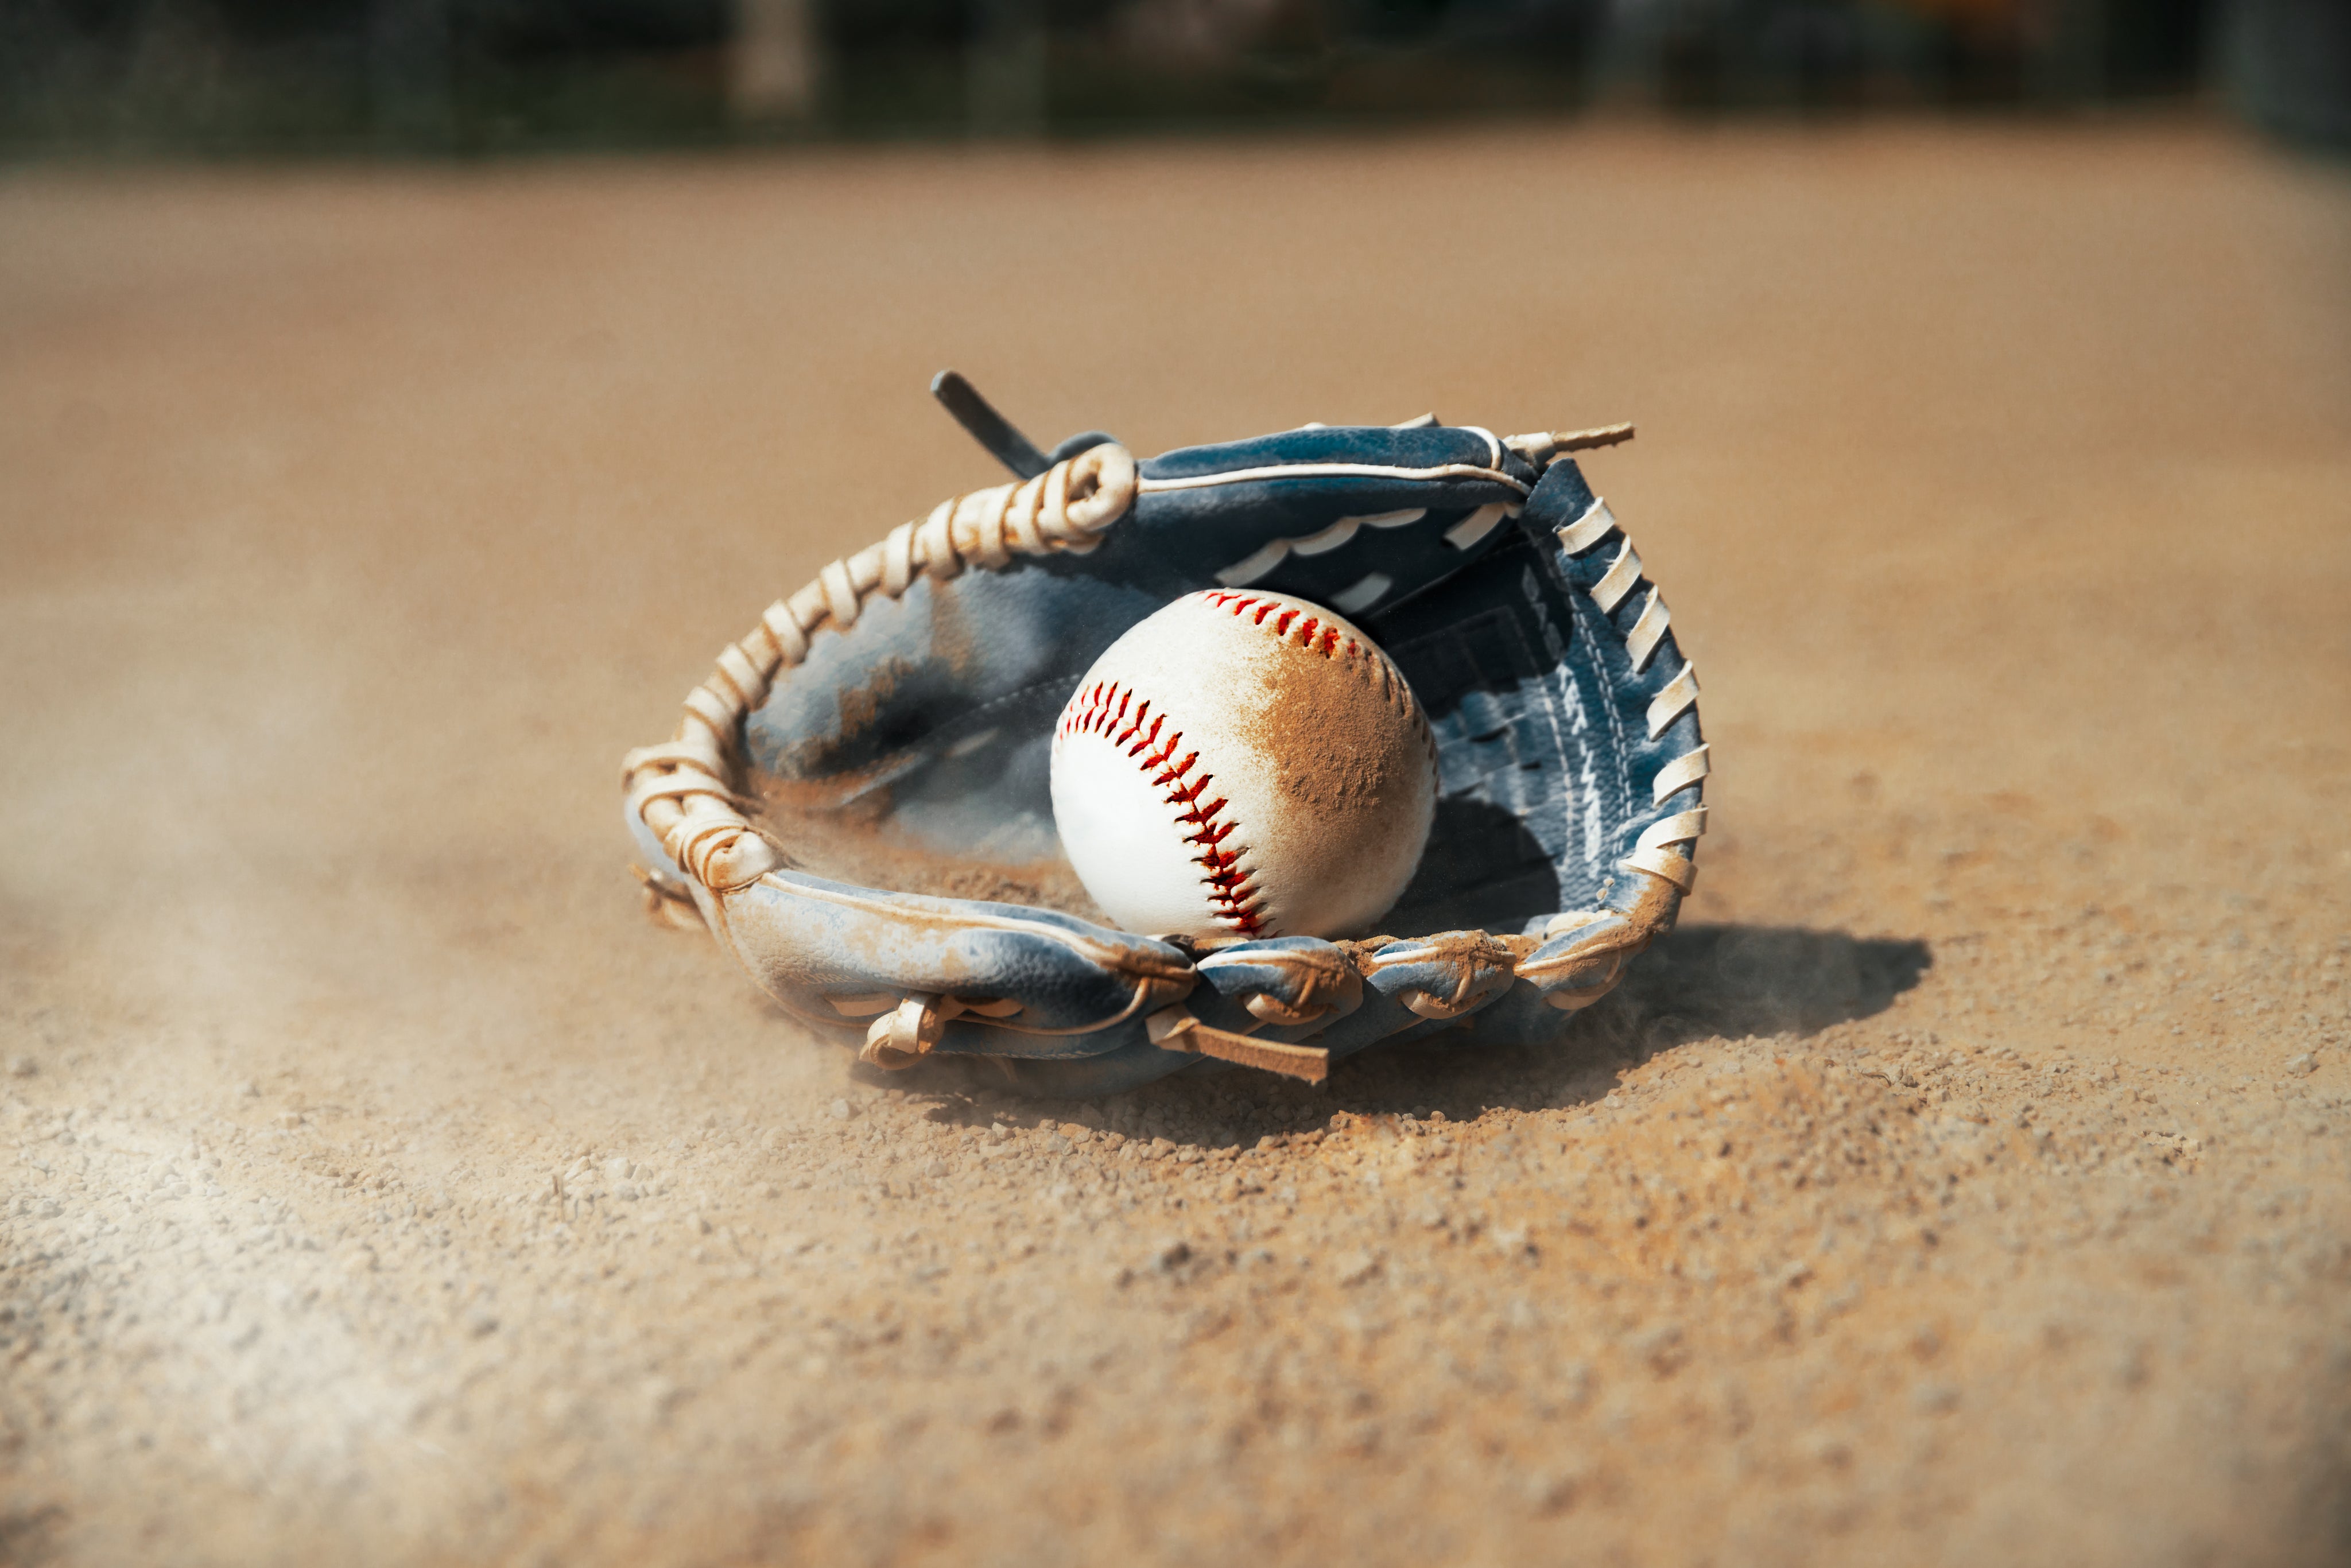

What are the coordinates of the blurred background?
(1, 0, 2344, 158)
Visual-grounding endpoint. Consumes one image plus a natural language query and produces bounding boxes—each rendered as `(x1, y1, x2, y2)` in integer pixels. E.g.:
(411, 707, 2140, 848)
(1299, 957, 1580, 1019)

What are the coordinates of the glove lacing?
(620, 442, 1139, 922)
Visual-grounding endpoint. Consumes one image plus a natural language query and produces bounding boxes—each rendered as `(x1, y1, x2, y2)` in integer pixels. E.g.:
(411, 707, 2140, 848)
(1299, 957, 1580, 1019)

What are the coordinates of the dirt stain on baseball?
(1245, 621, 1430, 828)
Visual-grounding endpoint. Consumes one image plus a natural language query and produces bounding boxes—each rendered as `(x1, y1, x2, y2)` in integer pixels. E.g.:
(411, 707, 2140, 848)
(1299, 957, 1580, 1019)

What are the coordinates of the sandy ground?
(3, 118, 2350, 1567)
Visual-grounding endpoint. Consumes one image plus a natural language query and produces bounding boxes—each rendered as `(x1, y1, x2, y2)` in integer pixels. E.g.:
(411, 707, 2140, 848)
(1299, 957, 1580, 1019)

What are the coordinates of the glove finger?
(1358, 931, 1522, 1020)
(709, 870, 1193, 1038)
(1216, 931, 1519, 1062)
(1189, 937, 1364, 1031)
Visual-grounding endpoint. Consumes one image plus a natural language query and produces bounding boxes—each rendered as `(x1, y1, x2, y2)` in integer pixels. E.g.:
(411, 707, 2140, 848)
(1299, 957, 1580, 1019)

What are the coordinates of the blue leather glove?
(622, 375, 1706, 1097)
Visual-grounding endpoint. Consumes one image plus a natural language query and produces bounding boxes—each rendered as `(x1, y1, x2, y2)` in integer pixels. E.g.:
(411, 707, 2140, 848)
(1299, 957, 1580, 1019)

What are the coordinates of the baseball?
(1050, 589, 1437, 942)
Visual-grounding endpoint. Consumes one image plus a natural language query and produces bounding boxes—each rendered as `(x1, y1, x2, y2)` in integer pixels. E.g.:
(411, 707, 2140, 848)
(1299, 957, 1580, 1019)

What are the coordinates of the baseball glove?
(620, 374, 1707, 1097)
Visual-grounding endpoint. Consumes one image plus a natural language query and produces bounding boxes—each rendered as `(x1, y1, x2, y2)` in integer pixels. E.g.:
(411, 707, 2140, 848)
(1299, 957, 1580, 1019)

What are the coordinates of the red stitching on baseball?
(1059, 678, 1267, 936)
(1201, 590, 1418, 719)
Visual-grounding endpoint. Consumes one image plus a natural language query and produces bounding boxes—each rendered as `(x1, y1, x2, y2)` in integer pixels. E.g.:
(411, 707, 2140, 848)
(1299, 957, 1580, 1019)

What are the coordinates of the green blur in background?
(1, 0, 2343, 157)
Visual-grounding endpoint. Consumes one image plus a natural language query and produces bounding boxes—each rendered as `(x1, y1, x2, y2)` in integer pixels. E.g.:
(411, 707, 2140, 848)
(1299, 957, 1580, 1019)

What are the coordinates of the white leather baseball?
(1050, 589, 1437, 941)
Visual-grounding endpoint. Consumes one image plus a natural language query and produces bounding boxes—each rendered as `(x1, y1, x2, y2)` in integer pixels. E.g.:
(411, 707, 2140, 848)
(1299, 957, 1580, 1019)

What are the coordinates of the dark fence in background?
(1, 0, 2340, 156)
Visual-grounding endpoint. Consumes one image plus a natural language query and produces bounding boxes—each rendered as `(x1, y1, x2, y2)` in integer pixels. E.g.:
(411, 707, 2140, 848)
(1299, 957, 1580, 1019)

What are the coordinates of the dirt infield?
(3, 119, 2349, 1566)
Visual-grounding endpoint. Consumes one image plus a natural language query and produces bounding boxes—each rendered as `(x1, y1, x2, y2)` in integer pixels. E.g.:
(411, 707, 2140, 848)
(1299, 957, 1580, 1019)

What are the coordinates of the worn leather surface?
(664, 417, 1703, 1094)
